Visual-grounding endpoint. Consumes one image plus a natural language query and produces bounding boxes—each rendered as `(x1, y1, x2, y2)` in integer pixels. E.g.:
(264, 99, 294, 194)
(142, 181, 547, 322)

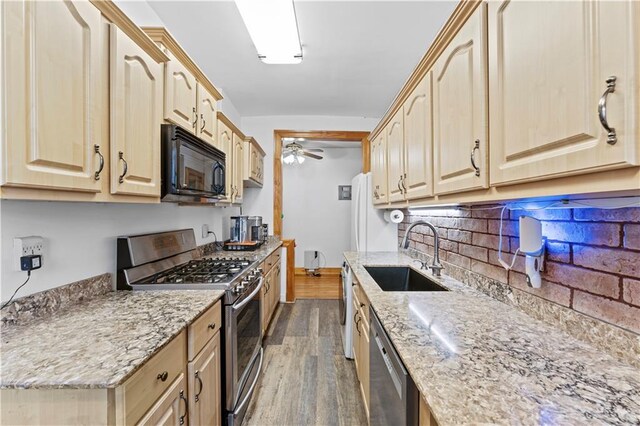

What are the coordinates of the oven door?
(226, 277, 264, 412)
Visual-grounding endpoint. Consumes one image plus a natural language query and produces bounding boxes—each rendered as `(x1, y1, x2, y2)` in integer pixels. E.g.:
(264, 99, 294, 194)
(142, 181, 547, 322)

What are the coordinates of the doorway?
(273, 130, 369, 301)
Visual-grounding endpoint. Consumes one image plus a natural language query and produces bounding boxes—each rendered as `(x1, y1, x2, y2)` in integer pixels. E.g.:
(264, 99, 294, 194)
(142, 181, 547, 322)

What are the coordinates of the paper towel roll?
(384, 209, 404, 224)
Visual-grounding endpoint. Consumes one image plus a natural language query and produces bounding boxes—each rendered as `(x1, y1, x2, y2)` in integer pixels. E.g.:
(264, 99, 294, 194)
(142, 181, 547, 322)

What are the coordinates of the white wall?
(0, 200, 239, 301)
(240, 115, 380, 231)
(283, 147, 361, 267)
(113, 0, 164, 26)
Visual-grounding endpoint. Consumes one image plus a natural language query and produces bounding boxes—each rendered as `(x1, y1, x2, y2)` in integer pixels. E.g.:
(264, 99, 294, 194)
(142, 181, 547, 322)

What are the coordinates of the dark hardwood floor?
(244, 300, 367, 426)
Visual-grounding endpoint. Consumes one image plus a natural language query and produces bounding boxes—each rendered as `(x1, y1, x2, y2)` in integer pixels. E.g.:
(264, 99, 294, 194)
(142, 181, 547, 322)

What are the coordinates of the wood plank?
(294, 267, 341, 276)
(244, 300, 366, 426)
(282, 239, 296, 302)
(296, 274, 340, 300)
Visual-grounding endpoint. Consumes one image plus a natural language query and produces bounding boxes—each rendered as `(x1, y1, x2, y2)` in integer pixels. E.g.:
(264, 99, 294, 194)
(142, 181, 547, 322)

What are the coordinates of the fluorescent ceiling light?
(235, 0, 303, 64)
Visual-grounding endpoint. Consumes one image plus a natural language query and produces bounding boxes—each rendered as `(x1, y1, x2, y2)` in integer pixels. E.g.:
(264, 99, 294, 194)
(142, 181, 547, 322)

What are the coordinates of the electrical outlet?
(14, 236, 44, 271)
(202, 224, 210, 239)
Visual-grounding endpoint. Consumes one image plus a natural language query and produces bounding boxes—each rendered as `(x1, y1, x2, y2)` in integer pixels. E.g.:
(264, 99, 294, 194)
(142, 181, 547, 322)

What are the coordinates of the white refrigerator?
(350, 173, 398, 252)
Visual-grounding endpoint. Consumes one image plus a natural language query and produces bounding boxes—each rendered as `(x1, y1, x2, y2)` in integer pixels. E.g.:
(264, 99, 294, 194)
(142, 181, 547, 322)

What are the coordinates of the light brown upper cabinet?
(2, 0, 104, 193)
(371, 133, 389, 205)
(488, 0, 640, 185)
(244, 137, 265, 187)
(196, 83, 219, 147)
(402, 73, 433, 200)
(217, 119, 233, 202)
(109, 25, 162, 197)
(164, 50, 198, 132)
(143, 27, 223, 141)
(217, 112, 245, 204)
(432, 4, 488, 195)
(232, 133, 244, 204)
(386, 110, 405, 202)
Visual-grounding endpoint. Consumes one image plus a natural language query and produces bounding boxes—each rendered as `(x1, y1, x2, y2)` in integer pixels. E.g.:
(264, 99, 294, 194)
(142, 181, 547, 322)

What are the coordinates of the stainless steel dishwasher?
(369, 307, 419, 426)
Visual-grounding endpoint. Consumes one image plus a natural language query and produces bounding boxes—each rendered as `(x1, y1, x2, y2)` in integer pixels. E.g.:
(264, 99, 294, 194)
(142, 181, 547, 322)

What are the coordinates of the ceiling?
(146, 0, 457, 118)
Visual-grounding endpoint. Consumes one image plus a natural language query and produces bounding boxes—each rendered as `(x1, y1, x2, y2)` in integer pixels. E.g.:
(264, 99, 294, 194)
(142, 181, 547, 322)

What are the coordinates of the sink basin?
(364, 266, 449, 292)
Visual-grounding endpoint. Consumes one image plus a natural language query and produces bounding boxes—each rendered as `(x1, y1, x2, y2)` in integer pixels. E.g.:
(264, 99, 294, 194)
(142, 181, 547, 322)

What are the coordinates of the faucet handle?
(413, 259, 429, 270)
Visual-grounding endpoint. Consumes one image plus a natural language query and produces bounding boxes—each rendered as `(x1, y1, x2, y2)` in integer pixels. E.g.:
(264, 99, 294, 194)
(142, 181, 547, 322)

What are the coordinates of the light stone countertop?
(0, 290, 225, 389)
(0, 240, 284, 390)
(345, 251, 640, 425)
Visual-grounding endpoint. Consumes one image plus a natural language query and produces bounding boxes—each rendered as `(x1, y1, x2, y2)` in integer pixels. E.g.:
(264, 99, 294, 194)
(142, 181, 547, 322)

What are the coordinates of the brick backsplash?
(400, 206, 640, 334)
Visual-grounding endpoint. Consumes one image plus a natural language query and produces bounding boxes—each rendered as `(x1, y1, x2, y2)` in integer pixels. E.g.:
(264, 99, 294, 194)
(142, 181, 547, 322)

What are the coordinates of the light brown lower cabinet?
(261, 248, 282, 336)
(188, 333, 221, 426)
(419, 396, 439, 426)
(352, 280, 370, 419)
(136, 373, 188, 426)
(0, 301, 222, 426)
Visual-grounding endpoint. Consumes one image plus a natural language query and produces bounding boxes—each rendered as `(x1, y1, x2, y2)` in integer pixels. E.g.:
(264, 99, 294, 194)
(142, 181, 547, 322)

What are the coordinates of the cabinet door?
(110, 25, 162, 197)
(489, 0, 640, 185)
(403, 73, 433, 200)
(218, 120, 233, 202)
(386, 111, 405, 202)
(188, 333, 221, 426)
(164, 51, 197, 133)
(136, 373, 187, 426)
(2, 0, 103, 192)
(433, 5, 488, 195)
(196, 83, 218, 147)
(371, 134, 387, 205)
(233, 134, 244, 203)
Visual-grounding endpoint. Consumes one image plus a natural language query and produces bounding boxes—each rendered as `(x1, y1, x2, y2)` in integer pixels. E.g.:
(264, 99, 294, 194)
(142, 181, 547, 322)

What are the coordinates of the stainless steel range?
(117, 229, 264, 426)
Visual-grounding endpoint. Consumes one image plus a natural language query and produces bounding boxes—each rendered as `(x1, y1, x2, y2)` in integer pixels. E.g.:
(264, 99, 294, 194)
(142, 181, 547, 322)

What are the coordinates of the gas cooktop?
(140, 258, 252, 285)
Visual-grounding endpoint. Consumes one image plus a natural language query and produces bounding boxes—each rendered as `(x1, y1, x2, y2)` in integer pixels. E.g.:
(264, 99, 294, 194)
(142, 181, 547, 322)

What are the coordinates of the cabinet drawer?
(119, 330, 187, 425)
(188, 300, 222, 360)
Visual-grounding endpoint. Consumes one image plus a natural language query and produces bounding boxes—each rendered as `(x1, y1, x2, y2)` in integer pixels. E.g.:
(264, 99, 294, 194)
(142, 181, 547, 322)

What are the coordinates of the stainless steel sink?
(364, 266, 449, 292)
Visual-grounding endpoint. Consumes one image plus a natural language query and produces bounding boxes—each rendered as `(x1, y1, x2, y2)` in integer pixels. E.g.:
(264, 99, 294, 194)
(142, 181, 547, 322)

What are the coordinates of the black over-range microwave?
(161, 124, 226, 203)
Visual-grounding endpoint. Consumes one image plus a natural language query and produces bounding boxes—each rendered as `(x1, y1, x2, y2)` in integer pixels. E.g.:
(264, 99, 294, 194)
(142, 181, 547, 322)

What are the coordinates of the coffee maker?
(230, 216, 264, 243)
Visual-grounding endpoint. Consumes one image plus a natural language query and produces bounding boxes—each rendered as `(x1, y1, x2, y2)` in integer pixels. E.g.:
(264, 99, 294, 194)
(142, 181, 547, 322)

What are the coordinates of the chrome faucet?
(400, 220, 444, 277)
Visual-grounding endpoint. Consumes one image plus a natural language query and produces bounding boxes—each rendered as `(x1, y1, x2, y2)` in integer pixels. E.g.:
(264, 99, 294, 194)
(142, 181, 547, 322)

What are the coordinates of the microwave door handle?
(232, 276, 264, 312)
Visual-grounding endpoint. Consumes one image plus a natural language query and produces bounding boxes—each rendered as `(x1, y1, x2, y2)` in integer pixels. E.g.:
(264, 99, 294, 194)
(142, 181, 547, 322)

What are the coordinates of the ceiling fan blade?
(302, 152, 323, 160)
(304, 148, 324, 152)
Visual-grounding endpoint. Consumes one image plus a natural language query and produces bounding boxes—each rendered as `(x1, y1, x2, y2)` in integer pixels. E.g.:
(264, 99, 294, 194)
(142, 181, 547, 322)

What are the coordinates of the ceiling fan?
(282, 140, 323, 164)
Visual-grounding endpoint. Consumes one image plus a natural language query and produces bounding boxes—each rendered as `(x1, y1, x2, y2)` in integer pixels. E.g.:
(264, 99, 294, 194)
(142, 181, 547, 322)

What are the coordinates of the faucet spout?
(400, 220, 444, 277)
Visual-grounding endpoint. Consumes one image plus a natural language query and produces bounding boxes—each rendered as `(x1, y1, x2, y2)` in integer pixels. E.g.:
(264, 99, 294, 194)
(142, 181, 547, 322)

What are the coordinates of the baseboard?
(294, 267, 341, 276)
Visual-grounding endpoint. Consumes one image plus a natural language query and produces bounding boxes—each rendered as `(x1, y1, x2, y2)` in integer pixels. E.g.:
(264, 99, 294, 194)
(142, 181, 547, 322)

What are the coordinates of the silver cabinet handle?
(598, 76, 617, 145)
(200, 113, 206, 133)
(118, 151, 128, 183)
(194, 371, 203, 402)
(470, 139, 480, 177)
(401, 173, 407, 193)
(179, 390, 188, 425)
(397, 176, 403, 193)
(192, 107, 198, 129)
(94, 145, 104, 181)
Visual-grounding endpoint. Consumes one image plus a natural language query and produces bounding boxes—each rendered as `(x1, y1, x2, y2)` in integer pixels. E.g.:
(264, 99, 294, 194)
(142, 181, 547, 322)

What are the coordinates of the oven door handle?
(234, 347, 264, 415)
(232, 276, 264, 312)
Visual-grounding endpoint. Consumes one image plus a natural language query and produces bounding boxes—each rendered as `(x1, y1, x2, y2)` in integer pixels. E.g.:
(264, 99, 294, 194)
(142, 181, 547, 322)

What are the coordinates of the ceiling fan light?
(283, 154, 295, 164)
(297, 155, 305, 164)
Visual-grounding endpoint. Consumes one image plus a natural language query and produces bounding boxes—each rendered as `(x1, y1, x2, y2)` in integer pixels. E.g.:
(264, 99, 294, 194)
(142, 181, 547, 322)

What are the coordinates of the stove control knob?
(241, 278, 251, 286)
(236, 284, 245, 293)
(257, 268, 263, 274)
(233, 286, 242, 295)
